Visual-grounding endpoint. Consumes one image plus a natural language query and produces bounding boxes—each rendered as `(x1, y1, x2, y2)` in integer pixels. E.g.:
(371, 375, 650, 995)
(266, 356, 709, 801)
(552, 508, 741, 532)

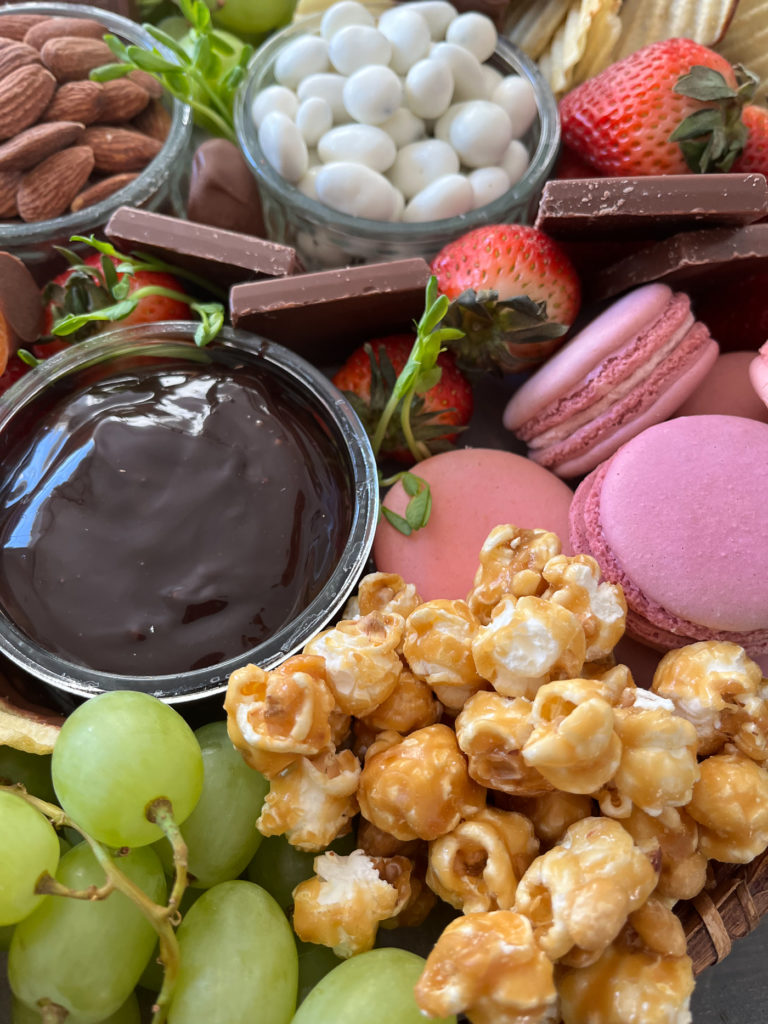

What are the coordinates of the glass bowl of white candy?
(234, 0, 559, 269)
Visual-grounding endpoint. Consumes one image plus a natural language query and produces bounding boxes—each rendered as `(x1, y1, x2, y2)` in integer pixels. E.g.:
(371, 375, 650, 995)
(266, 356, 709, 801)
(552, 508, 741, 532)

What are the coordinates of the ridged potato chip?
(718, 0, 768, 102)
(504, 0, 572, 60)
(613, 0, 739, 61)
(538, 0, 621, 97)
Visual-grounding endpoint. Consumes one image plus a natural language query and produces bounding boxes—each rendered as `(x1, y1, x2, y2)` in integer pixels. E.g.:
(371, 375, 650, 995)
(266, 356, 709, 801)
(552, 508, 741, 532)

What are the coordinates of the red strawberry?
(430, 224, 580, 374)
(559, 38, 751, 177)
(554, 144, 603, 180)
(332, 334, 473, 464)
(731, 105, 768, 174)
(0, 352, 31, 397)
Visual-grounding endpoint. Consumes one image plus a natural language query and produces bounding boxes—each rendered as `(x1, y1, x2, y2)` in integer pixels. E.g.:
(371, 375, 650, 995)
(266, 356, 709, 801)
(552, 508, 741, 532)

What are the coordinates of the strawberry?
(559, 38, 761, 177)
(0, 352, 32, 398)
(333, 334, 473, 464)
(731, 105, 768, 174)
(430, 224, 580, 374)
(554, 144, 603, 180)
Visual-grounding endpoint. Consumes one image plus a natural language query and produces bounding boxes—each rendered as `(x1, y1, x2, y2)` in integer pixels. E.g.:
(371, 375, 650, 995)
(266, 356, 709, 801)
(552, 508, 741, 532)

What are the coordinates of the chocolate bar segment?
(230, 259, 433, 362)
(105, 207, 300, 289)
(0, 251, 43, 352)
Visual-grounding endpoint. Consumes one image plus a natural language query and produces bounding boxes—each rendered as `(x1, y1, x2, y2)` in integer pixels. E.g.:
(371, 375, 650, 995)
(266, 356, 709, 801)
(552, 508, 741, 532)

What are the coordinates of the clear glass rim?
(0, 2, 193, 246)
(0, 323, 380, 702)
(234, 15, 560, 240)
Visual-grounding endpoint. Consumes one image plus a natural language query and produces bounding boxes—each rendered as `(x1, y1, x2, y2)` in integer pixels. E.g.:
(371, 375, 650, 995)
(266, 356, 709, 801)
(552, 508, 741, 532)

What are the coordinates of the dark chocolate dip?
(0, 359, 352, 677)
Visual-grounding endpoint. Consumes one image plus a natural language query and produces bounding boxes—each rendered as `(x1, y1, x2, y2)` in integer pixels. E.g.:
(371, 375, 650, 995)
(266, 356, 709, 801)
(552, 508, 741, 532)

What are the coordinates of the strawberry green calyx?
(440, 288, 568, 374)
(670, 63, 760, 173)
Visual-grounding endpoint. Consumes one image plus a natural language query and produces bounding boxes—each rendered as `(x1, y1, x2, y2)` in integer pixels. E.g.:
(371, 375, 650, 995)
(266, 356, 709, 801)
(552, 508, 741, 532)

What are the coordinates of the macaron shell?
(749, 344, 768, 412)
(677, 350, 768, 422)
(373, 448, 573, 601)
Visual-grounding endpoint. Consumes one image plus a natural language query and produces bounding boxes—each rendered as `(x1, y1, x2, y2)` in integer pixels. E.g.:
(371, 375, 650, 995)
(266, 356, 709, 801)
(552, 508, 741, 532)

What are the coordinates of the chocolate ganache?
(0, 356, 352, 677)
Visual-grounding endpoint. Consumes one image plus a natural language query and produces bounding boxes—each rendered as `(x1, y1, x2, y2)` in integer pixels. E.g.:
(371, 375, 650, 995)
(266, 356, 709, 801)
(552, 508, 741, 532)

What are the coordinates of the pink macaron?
(569, 415, 768, 659)
(373, 447, 574, 601)
(503, 283, 719, 478)
(676, 350, 768, 423)
(750, 342, 768, 414)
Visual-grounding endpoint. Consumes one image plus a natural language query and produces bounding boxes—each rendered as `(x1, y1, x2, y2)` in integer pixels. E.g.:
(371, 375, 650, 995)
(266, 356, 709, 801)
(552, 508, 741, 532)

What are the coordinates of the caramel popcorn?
(357, 723, 486, 842)
(472, 595, 587, 699)
(304, 611, 404, 717)
(402, 599, 485, 709)
(427, 806, 539, 913)
(455, 690, 552, 796)
(224, 657, 335, 778)
(359, 667, 442, 734)
(292, 849, 411, 958)
(621, 807, 707, 904)
(522, 679, 622, 794)
(257, 749, 360, 851)
(356, 817, 423, 859)
(501, 791, 595, 850)
(467, 525, 562, 624)
(686, 748, 768, 863)
(415, 911, 559, 1024)
(514, 817, 659, 963)
(357, 571, 422, 620)
(541, 554, 627, 661)
(652, 641, 766, 758)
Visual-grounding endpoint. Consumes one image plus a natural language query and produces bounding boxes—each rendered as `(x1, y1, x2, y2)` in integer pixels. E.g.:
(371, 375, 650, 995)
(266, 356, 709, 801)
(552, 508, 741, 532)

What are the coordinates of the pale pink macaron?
(677, 350, 768, 422)
(569, 415, 768, 659)
(750, 342, 768, 414)
(503, 283, 719, 478)
(373, 447, 574, 601)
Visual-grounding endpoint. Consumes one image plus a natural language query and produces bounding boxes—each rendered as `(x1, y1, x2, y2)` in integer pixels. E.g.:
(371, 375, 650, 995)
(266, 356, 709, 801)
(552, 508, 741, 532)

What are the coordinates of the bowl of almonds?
(0, 1, 192, 270)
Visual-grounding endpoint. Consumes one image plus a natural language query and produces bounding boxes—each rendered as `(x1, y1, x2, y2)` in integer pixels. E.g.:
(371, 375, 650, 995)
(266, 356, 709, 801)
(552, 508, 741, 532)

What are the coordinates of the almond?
(17, 144, 94, 222)
(82, 125, 162, 173)
(0, 41, 41, 82)
(70, 171, 138, 213)
(0, 64, 57, 140)
(42, 79, 104, 125)
(128, 69, 164, 100)
(0, 169, 20, 218)
(0, 121, 85, 172)
(40, 36, 114, 83)
(24, 16, 107, 51)
(131, 98, 172, 142)
(96, 78, 150, 123)
(0, 14, 48, 42)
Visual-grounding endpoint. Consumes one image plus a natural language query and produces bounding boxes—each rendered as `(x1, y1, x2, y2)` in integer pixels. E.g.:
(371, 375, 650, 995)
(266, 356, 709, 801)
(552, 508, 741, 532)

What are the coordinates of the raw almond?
(0, 14, 48, 42)
(0, 41, 41, 82)
(40, 36, 114, 83)
(97, 78, 150, 123)
(17, 144, 94, 222)
(82, 125, 162, 173)
(24, 16, 107, 51)
(128, 69, 164, 99)
(0, 121, 85, 172)
(0, 64, 57, 140)
(42, 79, 104, 125)
(0, 169, 20, 218)
(131, 98, 172, 142)
(70, 171, 138, 212)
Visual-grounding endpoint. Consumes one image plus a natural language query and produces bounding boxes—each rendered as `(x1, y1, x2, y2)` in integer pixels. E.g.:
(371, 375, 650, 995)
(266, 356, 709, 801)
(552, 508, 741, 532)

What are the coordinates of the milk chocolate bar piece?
(0, 251, 43, 353)
(230, 259, 433, 362)
(535, 174, 768, 241)
(105, 207, 300, 289)
(591, 223, 768, 300)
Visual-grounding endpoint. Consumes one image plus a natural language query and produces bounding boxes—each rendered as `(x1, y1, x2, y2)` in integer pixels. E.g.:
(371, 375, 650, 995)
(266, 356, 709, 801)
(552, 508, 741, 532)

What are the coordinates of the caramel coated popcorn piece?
(403, 599, 485, 710)
(467, 525, 562, 624)
(357, 571, 422, 620)
(514, 817, 658, 963)
(472, 595, 587, 699)
(522, 679, 622, 794)
(427, 806, 539, 913)
(304, 611, 404, 716)
(652, 641, 766, 758)
(257, 748, 360, 851)
(358, 723, 486, 842)
(621, 807, 707, 904)
(359, 667, 442, 734)
(503, 791, 594, 850)
(292, 849, 411, 958)
(224, 657, 335, 778)
(541, 554, 627, 661)
(686, 748, 768, 863)
(455, 691, 552, 797)
(415, 911, 558, 1024)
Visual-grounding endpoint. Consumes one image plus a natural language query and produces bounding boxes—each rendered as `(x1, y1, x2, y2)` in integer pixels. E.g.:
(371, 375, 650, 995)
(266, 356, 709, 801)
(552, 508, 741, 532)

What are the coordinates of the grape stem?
(38, 999, 69, 1023)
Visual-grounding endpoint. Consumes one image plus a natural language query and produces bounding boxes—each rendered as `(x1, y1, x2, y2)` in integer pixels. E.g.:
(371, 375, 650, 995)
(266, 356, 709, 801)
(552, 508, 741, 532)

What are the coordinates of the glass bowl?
(0, 2, 193, 271)
(0, 323, 379, 703)
(234, 9, 560, 270)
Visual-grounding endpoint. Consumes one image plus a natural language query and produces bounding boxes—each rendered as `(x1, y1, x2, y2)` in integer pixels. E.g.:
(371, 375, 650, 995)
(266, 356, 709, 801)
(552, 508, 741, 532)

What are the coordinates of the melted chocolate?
(0, 359, 352, 676)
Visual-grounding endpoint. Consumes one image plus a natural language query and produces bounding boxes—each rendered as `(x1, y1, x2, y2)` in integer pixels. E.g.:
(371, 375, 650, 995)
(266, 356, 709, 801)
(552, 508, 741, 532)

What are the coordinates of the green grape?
(296, 939, 342, 1005)
(154, 720, 269, 889)
(290, 948, 457, 1024)
(0, 790, 59, 926)
(206, 0, 297, 38)
(168, 879, 298, 1024)
(246, 831, 357, 911)
(0, 921, 15, 949)
(0, 747, 56, 803)
(51, 690, 204, 848)
(8, 842, 166, 1024)
(12, 990, 141, 1023)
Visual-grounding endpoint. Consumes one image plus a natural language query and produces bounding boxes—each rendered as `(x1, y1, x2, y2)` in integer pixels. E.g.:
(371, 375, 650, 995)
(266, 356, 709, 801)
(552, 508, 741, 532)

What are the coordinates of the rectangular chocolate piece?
(230, 259, 433, 362)
(105, 207, 301, 290)
(535, 174, 768, 241)
(590, 223, 768, 301)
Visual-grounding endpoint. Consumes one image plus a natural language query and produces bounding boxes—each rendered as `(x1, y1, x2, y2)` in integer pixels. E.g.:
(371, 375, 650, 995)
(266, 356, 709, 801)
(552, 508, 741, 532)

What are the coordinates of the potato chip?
(572, 0, 622, 84)
(0, 702, 60, 755)
(504, 0, 572, 60)
(613, 0, 739, 62)
(537, 0, 620, 97)
(717, 0, 768, 101)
